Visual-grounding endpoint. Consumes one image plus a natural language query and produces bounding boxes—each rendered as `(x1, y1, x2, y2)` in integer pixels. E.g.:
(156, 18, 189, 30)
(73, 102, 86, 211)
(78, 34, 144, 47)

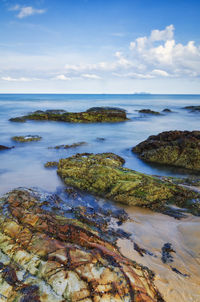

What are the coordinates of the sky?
(0, 0, 200, 94)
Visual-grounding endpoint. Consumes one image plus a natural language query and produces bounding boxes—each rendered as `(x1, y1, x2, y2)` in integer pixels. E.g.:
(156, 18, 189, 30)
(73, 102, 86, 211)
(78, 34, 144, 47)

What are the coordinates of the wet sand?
(117, 206, 200, 302)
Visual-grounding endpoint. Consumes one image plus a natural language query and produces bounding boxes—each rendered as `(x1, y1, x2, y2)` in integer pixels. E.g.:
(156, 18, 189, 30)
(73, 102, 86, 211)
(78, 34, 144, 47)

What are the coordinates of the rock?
(132, 130, 200, 171)
(9, 107, 128, 123)
(0, 145, 13, 150)
(0, 188, 164, 301)
(57, 152, 200, 216)
(162, 108, 172, 113)
(44, 161, 58, 168)
(182, 106, 200, 112)
(161, 243, 175, 264)
(138, 109, 161, 115)
(12, 135, 42, 142)
(52, 142, 87, 149)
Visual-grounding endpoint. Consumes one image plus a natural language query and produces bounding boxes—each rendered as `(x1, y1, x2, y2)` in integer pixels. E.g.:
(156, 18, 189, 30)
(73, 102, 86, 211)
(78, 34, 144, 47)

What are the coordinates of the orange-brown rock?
(0, 189, 164, 301)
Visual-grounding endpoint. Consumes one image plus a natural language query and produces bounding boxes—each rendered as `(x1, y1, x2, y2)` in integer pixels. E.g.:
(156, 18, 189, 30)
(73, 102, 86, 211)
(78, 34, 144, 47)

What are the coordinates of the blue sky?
(0, 0, 200, 93)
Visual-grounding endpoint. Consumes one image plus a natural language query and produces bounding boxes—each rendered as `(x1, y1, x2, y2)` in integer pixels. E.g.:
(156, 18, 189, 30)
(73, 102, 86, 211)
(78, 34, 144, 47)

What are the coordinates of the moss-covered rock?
(138, 109, 161, 115)
(0, 188, 164, 302)
(44, 161, 58, 168)
(57, 152, 200, 216)
(9, 107, 128, 123)
(12, 135, 42, 142)
(132, 130, 200, 171)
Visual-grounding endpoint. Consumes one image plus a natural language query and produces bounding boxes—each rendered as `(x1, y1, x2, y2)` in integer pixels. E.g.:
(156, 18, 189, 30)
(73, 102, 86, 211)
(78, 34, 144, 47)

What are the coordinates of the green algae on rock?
(44, 161, 58, 168)
(12, 135, 42, 142)
(9, 107, 128, 123)
(57, 152, 200, 216)
(132, 130, 200, 172)
(0, 188, 164, 302)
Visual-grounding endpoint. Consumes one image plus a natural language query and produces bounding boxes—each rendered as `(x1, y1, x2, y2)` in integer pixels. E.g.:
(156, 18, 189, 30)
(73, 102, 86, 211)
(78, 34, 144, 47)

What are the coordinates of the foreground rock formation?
(12, 135, 42, 142)
(132, 131, 200, 171)
(0, 188, 164, 302)
(9, 107, 128, 123)
(57, 152, 200, 216)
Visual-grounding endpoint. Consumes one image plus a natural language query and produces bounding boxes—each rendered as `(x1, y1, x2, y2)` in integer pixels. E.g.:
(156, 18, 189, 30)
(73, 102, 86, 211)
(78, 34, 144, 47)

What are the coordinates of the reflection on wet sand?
(118, 205, 200, 302)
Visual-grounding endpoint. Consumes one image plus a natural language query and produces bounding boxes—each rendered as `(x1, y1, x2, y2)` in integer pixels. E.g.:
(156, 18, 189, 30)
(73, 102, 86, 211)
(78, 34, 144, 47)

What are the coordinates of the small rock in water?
(161, 243, 176, 264)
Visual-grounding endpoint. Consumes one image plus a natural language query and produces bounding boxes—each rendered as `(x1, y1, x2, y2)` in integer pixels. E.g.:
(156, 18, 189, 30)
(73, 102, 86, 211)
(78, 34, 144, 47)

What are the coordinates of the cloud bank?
(56, 25, 200, 81)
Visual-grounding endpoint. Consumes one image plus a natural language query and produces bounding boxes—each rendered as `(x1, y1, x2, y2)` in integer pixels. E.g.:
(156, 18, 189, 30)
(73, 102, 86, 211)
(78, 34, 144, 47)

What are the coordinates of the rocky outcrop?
(57, 152, 200, 216)
(0, 188, 164, 301)
(12, 135, 42, 142)
(132, 130, 200, 171)
(9, 107, 128, 123)
(138, 109, 160, 115)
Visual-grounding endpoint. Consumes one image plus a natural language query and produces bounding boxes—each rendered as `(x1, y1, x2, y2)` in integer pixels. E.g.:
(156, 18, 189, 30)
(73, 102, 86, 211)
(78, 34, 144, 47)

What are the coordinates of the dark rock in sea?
(0, 145, 13, 150)
(162, 108, 172, 113)
(134, 242, 155, 257)
(182, 105, 200, 112)
(161, 243, 176, 264)
(12, 135, 42, 142)
(57, 152, 200, 216)
(9, 107, 128, 123)
(139, 109, 161, 115)
(132, 130, 200, 172)
(0, 188, 164, 301)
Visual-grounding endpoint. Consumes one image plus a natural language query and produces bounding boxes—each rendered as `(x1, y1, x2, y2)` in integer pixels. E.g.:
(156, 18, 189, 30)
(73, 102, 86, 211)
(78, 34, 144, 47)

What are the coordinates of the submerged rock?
(57, 152, 200, 216)
(12, 135, 42, 142)
(51, 142, 87, 149)
(132, 130, 200, 171)
(0, 188, 164, 301)
(138, 109, 161, 115)
(9, 107, 128, 123)
(0, 145, 13, 150)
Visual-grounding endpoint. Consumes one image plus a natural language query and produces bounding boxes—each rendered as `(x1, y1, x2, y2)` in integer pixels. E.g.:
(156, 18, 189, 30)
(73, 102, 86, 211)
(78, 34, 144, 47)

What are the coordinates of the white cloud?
(150, 24, 174, 41)
(151, 69, 169, 77)
(55, 74, 71, 81)
(10, 5, 46, 18)
(1, 76, 31, 82)
(81, 73, 101, 80)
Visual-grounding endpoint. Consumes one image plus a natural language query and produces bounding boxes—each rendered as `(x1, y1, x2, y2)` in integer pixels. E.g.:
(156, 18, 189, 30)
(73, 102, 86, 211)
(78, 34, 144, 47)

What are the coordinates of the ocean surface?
(0, 93, 200, 194)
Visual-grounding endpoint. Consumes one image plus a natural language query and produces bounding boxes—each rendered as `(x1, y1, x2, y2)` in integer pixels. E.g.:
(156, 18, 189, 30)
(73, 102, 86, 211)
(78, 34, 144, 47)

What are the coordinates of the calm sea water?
(0, 94, 200, 195)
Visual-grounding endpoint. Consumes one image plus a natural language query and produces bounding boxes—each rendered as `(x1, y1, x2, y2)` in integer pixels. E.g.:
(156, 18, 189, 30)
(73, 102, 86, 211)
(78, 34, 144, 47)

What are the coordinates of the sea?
(0, 93, 200, 194)
(0, 93, 200, 301)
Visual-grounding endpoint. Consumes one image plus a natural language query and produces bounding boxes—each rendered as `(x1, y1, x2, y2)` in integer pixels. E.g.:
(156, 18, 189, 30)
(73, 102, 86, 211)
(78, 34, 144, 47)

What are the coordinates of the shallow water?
(0, 93, 200, 194)
(0, 94, 200, 301)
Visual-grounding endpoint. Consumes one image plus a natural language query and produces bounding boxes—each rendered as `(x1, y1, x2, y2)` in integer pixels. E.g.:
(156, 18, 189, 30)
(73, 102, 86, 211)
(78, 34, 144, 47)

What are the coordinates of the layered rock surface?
(0, 188, 164, 302)
(57, 152, 200, 216)
(132, 131, 200, 171)
(9, 107, 128, 123)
